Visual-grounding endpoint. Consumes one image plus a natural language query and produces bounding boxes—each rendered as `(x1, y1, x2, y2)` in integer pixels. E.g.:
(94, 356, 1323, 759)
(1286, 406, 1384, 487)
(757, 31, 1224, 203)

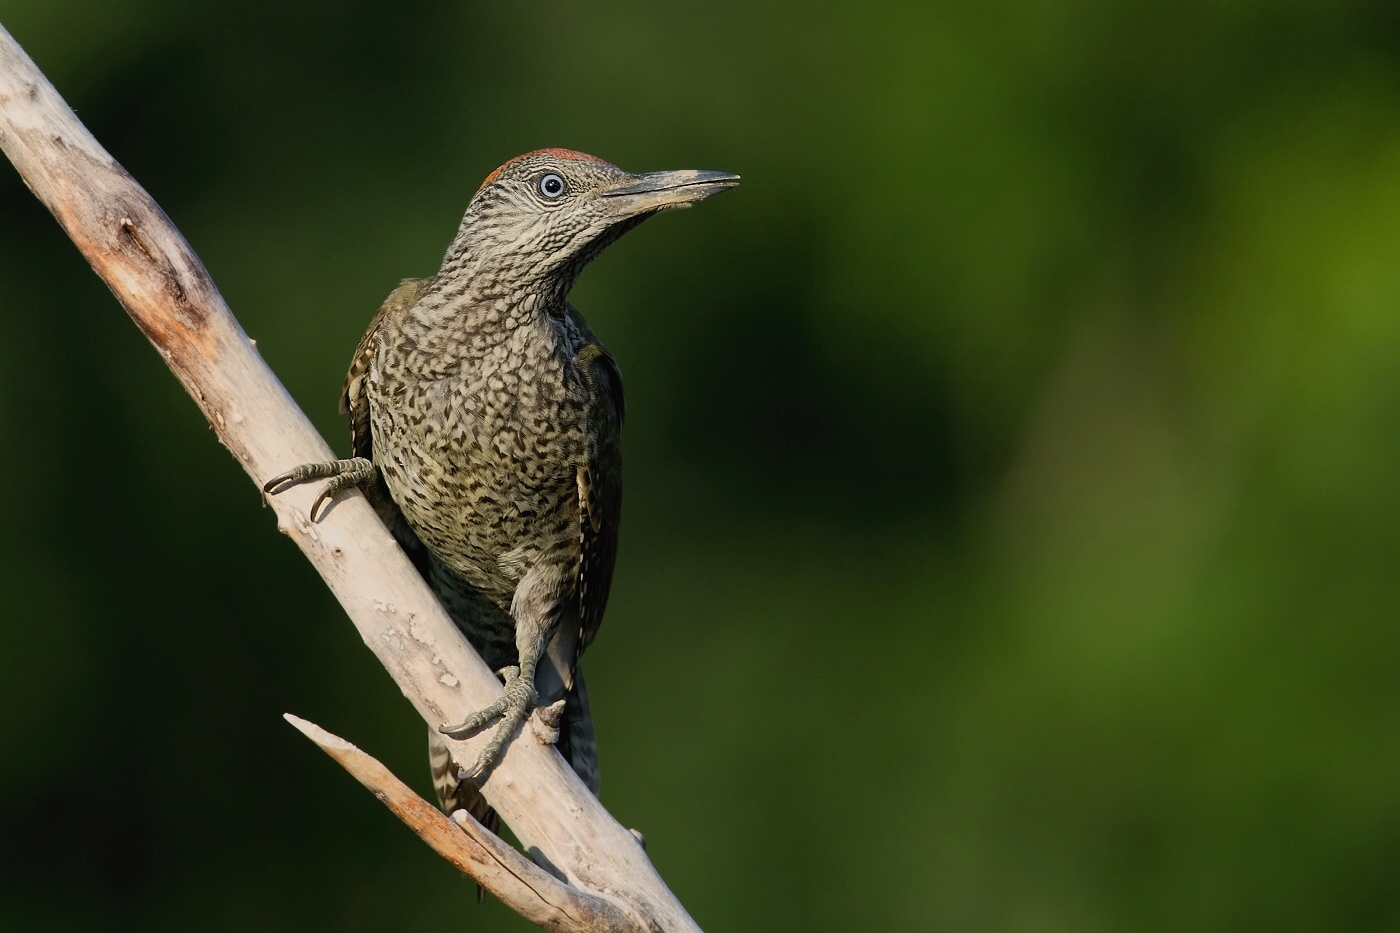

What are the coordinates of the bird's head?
(442, 148, 739, 304)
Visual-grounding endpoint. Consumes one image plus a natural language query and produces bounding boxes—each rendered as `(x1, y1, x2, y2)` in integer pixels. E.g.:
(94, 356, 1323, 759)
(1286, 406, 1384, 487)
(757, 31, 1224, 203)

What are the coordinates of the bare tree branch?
(284, 715, 634, 932)
(0, 23, 698, 933)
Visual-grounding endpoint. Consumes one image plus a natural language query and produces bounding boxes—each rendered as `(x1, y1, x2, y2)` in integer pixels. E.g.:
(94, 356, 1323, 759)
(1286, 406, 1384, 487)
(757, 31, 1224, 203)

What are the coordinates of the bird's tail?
(428, 728, 498, 902)
(556, 665, 600, 796)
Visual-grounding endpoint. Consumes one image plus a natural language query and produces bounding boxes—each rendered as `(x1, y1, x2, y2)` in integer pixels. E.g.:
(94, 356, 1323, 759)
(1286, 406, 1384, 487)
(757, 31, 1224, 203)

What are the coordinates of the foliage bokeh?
(3, 1, 1400, 929)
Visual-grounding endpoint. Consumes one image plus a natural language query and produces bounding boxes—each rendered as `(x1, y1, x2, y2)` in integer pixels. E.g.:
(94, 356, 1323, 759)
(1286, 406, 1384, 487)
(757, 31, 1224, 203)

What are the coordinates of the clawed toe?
(440, 695, 511, 739)
(262, 468, 303, 494)
(438, 666, 537, 779)
(261, 457, 376, 519)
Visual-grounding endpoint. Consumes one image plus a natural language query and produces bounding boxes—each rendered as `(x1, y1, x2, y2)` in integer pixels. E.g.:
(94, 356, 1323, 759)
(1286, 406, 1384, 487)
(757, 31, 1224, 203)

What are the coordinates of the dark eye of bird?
(538, 173, 566, 199)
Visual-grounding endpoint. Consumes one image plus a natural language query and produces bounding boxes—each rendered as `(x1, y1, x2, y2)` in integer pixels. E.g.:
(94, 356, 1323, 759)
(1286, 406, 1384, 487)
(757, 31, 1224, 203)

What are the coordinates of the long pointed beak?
(602, 169, 740, 213)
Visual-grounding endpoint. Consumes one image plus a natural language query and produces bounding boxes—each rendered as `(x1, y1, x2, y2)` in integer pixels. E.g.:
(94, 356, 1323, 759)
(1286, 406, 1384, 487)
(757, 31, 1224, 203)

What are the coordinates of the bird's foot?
(529, 698, 567, 746)
(439, 665, 536, 779)
(262, 457, 376, 520)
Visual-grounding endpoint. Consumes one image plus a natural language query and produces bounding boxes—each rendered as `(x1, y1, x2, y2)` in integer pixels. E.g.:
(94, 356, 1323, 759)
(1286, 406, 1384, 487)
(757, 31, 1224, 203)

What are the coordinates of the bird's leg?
(262, 457, 377, 520)
(440, 566, 564, 778)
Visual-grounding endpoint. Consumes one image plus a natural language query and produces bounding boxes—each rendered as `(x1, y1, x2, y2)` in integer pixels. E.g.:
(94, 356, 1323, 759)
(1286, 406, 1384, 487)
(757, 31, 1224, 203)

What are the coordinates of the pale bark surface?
(0, 23, 698, 933)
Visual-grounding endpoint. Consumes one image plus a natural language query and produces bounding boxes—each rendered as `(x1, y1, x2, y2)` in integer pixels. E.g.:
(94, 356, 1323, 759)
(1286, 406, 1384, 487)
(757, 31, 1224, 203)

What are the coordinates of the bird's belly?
(375, 408, 582, 607)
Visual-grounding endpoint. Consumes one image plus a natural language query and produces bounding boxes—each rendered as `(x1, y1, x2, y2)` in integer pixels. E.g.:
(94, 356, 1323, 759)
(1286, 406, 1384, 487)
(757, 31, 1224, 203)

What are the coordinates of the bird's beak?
(601, 169, 741, 214)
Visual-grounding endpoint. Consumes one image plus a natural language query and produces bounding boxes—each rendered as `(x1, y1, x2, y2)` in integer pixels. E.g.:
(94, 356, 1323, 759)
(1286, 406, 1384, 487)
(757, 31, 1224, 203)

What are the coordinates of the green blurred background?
(3, 1, 1400, 929)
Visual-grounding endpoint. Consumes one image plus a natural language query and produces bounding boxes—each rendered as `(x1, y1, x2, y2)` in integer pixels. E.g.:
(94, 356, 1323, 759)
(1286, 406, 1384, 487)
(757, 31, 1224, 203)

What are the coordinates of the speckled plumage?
(357, 272, 621, 690)
(266, 149, 737, 833)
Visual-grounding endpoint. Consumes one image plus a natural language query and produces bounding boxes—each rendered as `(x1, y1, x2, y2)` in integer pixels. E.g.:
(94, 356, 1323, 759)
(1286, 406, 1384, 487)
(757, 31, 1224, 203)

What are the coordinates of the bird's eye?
(538, 173, 567, 199)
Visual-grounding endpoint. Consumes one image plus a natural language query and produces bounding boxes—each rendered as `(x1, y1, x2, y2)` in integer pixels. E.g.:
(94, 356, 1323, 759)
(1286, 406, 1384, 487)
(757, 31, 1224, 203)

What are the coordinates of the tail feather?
(557, 666, 600, 795)
(429, 728, 498, 902)
(428, 727, 499, 832)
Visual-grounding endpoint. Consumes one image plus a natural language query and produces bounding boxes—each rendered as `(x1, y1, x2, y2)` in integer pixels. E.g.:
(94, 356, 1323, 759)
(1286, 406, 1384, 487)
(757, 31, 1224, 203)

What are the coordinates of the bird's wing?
(340, 276, 434, 460)
(340, 276, 434, 568)
(574, 342, 625, 664)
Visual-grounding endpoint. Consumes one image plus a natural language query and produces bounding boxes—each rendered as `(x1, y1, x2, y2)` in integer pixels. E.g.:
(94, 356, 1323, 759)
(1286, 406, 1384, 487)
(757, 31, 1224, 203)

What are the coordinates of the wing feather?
(341, 276, 434, 461)
(340, 276, 434, 568)
(575, 343, 625, 665)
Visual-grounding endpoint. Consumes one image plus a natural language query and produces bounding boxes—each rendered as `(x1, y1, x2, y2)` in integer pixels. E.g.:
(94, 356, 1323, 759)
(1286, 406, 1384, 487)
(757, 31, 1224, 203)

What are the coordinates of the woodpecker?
(265, 149, 738, 830)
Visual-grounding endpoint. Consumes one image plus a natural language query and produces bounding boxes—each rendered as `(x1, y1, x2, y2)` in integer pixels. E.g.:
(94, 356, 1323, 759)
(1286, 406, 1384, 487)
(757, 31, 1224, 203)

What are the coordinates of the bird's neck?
(440, 235, 579, 310)
(396, 266, 569, 357)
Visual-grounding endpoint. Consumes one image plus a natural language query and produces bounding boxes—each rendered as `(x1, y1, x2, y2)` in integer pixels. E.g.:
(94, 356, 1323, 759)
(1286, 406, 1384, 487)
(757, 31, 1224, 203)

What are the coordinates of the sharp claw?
(310, 487, 334, 522)
(440, 722, 477, 740)
(440, 696, 510, 738)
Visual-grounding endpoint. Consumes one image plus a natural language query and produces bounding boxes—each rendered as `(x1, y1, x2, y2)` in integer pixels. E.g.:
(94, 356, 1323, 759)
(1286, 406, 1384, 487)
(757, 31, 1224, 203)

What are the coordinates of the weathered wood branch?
(0, 23, 698, 933)
(284, 715, 633, 932)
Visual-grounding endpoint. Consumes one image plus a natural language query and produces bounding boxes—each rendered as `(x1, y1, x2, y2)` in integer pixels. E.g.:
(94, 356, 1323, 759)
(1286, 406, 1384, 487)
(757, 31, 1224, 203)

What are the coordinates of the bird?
(263, 148, 738, 834)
